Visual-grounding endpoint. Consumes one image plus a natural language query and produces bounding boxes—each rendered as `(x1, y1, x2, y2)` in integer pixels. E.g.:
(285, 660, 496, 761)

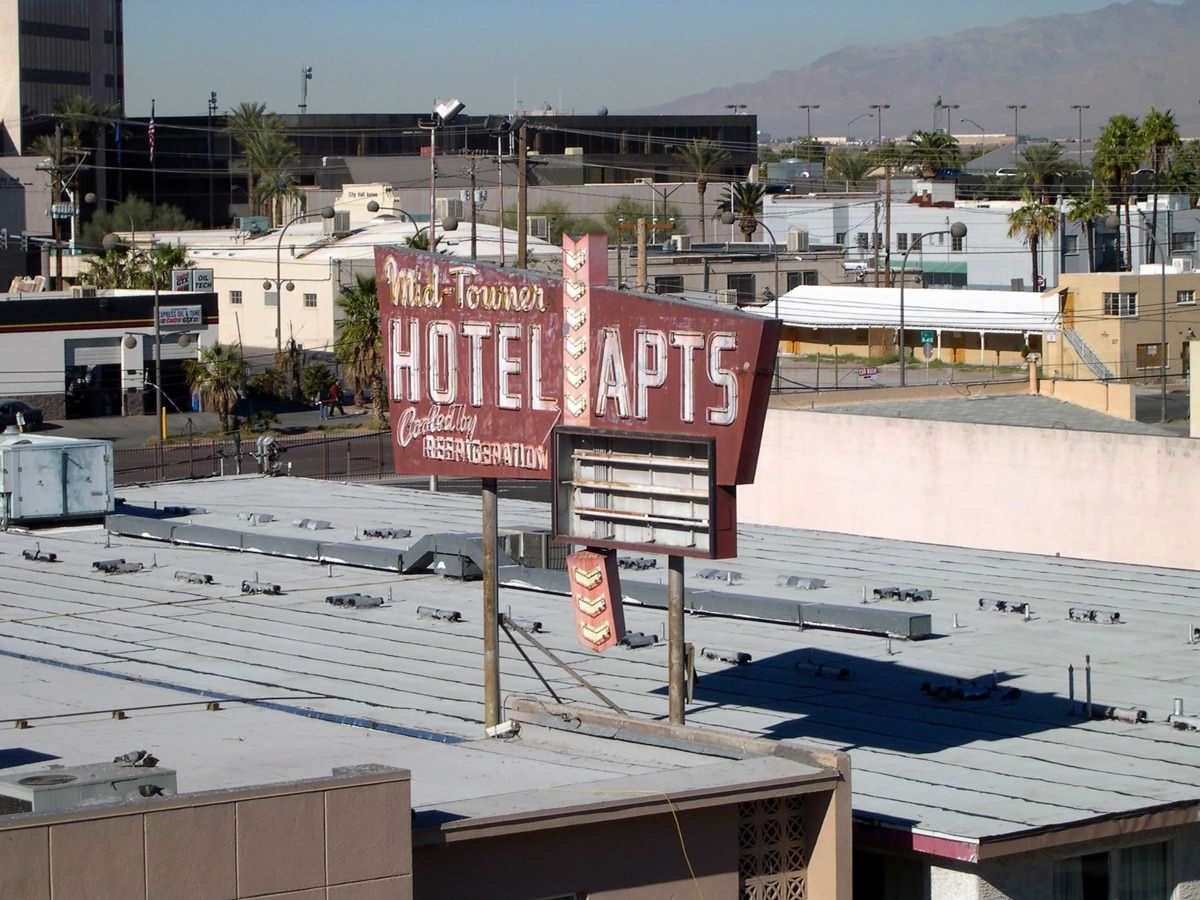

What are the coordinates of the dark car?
(0, 399, 44, 430)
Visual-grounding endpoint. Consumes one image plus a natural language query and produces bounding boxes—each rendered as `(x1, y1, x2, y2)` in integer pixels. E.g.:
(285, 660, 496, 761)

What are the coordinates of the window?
(835, 231, 847, 246)
(654, 275, 683, 295)
(726, 272, 755, 305)
(897, 233, 908, 252)
(951, 231, 965, 252)
(855, 232, 869, 250)
(303, 293, 317, 308)
(786, 271, 819, 291)
(1104, 291, 1137, 316)
(872, 232, 882, 250)
(229, 290, 242, 305)
(1054, 841, 1173, 900)
(1063, 234, 1079, 254)
(1177, 289, 1195, 306)
(1171, 231, 1196, 253)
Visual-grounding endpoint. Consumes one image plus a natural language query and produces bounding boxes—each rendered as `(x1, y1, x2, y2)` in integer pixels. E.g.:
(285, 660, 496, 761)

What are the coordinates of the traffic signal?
(0, 228, 6, 249)
(19, 231, 28, 252)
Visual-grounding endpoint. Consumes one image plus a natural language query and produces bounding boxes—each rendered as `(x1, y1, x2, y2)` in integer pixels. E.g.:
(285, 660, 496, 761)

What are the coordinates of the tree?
(80, 242, 192, 290)
(1161, 140, 1200, 208)
(826, 149, 873, 190)
(906, 130, 960, 177)
(1065, 186, 1111, 273)
(184, 343, 248, 436)
(1007, 189, 1059, 291)
(1141, 107, 1180, 262)
(301, 361, 335, 405)
(1093, 114, 1144, 269)
(715, 182, 766, 241)
(673, 138, 731, 241)
(1017, 142, 1069, 201)
(225, 102, 299, 224)
(334, 275, 385, 420)
(603, 197, 685, 244)
(80, 194, 198, 252)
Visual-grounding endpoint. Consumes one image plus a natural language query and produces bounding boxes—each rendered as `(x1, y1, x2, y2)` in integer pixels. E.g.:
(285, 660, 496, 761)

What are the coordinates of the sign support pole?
(482, 477, 501, 730)
(668, 554, 686, 725)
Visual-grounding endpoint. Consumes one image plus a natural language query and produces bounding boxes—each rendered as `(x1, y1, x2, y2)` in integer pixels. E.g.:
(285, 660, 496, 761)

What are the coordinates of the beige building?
(1050, 267, 1200, 383)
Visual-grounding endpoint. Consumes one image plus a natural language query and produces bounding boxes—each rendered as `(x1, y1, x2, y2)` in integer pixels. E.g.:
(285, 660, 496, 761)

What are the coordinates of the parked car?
(0, 400, 44, 430)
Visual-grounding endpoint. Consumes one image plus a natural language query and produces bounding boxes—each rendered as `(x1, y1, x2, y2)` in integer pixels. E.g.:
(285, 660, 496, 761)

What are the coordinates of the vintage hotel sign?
(375, 238, 778, 485)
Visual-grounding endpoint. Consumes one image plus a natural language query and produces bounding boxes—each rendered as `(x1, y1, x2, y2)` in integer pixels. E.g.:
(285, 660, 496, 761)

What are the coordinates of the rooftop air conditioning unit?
(787, 229, 810, 253)
(716, 289, 738, 305)
(435, 197, 464, 221)
(233, 216, 268, 234)
(674, 235, 691, 251)
(0, 761, 177, 813)
(1173, 257, 1192, 273)
(526, 215, 549, 239)
(71, 285, 97, 298)
(323, 210, 351, 236)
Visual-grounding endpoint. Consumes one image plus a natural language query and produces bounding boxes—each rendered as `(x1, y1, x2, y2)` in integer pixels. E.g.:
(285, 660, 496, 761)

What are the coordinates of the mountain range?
(635, 0, 1200, 144)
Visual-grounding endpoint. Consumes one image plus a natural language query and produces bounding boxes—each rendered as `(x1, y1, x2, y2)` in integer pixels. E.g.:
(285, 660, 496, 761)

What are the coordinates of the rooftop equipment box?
(0, 431, 115, 524)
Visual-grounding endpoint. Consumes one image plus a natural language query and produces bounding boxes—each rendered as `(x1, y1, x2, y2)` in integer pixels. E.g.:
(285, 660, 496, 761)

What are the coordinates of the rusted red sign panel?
(567, 548, 626, 652)
(375, 238, 779, 483)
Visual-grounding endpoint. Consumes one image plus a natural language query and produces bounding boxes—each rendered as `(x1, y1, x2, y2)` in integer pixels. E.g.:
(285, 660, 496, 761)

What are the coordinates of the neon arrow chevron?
(572, 566, 604, 589)
(576, 593, 608, 617)
(580, 621, 612, 645)
(566, 395, 587, 418)
(565, 335, 587, 358)
(565, 307, 587, 330)
(565, 365, 586, 388)
(564, 248, 586, 271)
(564, 279, 587, 301)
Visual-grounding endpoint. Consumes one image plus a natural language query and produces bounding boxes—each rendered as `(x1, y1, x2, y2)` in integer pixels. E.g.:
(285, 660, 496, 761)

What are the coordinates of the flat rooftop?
(3, 476, 1199, 853)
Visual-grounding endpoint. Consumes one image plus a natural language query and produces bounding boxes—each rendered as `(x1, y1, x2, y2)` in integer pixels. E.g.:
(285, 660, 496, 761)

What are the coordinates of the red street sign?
(375, 238, 779, 484)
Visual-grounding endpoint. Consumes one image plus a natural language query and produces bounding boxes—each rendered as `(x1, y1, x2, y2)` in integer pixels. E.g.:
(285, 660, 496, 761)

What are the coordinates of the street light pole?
(961, 118, 985, 147)
(721, 211, 780, 390)
(898, 223, 967, 386)
(1007, 104, 1027, 165)
(869, 103, 890, 146)
(1071, 104, 1089, 166)
(942, 104, 959, 135)
(798, 104, 820, 167)
(269, 207, 335, 357)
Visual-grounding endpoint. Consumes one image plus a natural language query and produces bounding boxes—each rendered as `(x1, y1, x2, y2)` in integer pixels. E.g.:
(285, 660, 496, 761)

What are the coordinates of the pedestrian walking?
(315, 389, 329, 421)
(329, 381, 346, 416)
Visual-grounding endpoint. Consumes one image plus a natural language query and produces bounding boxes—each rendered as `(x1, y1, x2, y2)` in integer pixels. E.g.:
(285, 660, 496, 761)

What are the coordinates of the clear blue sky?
(125, 0, 1178, 120)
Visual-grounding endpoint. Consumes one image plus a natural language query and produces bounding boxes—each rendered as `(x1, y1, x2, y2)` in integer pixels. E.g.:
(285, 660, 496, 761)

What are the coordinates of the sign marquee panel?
(374, 242, 779, 484)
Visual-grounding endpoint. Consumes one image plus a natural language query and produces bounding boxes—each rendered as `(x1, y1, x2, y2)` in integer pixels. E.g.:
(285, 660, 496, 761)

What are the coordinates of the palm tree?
(1093, 114, 1144, 270)
(1007, 189, 1059, 291)
(184, 343, 248, 436)
(673, 139, 731, 241)
(1017, 142, 1068, 201)
(334, 276, 385, 420)
(1161, 140, 1200, 209)
(80, 242, 191, 290)
(826, 149, 873, 190)
(54, 95, 118, 163)
(714, 182, 766, 241)
(1141, 107, 1180, 262)
(226, 102, 299, 223)
(906, 130, 960, 177)
(1065, 186, 1111, 273)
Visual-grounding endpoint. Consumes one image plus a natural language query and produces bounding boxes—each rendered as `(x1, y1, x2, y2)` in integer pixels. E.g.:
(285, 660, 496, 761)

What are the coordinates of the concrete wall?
(740, 407, 1200, 570)
(0, 766, 412, 899)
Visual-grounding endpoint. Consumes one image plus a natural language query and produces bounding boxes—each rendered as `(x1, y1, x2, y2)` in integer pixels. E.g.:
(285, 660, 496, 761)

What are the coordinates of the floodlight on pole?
(898, 223, 967, 387)
(428, 98, 465, 255)
(1007, 104, 1027, 164)
(798, 104, 820, 166)
(1071, 104, 1090, 165)
(869, 104, 890, 145)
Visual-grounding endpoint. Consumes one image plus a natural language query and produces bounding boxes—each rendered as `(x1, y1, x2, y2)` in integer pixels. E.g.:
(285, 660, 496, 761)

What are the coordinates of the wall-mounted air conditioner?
(71, 285, 97, 298)
(674, 235, 691, 251)
(435, 197, 464, 221)
(787, 229, 810, 253)
(716, 289, 738, 305)
(526, 216, 549, 239)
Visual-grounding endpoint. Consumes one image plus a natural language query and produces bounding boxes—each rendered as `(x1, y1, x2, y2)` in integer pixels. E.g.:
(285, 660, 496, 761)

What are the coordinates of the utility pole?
(54, 121, 64, 291)
(516, 121, 528, 267)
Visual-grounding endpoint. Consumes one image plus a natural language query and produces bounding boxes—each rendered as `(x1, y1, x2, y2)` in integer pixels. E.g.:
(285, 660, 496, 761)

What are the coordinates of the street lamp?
(798, 104, 820, 167)
(898, 223, 967, 386)
(869, 104, 890, 145)
(961, 118, 985, 146)
(940, 103, 960, 135)
(721, 210, 780, 391)
(265, 207, 335, 356)
(1071, 104, 1090, 166)
(1106, 212, 1169, 422)
(1006, 104, 1027, 165)
(428, 98, 465, 258)
(366, 200, 457, 247)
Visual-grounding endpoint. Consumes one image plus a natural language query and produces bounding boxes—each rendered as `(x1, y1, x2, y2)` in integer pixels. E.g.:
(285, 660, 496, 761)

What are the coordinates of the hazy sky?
(125, 1, 1178, 119)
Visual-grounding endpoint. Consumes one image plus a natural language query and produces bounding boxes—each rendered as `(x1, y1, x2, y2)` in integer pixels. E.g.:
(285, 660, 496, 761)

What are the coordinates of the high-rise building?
(0, 0, 125, 156)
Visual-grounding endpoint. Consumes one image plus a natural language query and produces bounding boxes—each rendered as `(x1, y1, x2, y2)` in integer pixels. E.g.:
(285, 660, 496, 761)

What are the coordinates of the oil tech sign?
(375, 236, 779, 484)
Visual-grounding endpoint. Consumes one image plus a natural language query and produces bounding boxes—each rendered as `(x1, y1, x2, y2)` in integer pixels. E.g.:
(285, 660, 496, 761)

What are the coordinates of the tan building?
(1049, 267, 1200, 383)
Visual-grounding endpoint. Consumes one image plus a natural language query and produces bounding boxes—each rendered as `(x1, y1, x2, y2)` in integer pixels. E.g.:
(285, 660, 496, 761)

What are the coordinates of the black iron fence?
(113, 429, 395, 486)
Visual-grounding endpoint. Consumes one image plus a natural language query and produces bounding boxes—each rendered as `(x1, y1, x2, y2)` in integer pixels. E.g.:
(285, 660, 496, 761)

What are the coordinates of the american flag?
(148, 100, 155, 163)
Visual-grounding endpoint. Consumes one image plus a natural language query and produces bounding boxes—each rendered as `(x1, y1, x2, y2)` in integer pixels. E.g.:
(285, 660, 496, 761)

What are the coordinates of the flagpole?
(149, 99, 157, 228)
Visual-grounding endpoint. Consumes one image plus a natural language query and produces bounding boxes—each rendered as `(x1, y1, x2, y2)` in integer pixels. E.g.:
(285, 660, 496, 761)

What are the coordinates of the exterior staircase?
(1063, 330, 1117, 382)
